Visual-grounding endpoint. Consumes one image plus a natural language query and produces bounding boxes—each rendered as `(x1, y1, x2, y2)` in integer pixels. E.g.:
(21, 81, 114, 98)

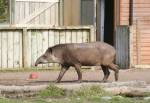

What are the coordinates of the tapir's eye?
(43, 55, 47, 59)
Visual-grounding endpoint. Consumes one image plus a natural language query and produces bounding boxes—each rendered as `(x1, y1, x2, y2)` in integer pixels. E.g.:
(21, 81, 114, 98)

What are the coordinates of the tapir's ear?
(47, 48, 52, 54)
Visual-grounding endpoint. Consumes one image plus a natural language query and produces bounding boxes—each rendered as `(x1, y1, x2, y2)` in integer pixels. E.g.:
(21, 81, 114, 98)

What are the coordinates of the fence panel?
(115, 26, 130, 69)
(0, 30, 22, 69)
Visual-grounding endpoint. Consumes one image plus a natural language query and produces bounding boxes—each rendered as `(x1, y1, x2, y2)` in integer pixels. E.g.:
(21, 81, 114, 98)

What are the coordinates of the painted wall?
(63, 0, 81, 26)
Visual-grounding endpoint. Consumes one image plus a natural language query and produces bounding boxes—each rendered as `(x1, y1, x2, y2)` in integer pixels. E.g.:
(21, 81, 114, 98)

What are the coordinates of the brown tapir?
(35, 42, 119, 83)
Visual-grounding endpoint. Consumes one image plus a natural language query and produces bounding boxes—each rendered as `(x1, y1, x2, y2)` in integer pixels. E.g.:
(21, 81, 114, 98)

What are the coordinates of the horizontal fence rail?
(0, 25, 95, 69)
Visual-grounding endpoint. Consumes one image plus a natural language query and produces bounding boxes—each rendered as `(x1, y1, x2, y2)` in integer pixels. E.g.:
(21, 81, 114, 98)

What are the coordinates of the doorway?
(104, 0, 114, 46)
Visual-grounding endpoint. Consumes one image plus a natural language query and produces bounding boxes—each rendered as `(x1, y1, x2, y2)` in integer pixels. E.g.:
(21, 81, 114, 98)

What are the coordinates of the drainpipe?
(129, 0, 133, 25)
(100, 0, 105, 42)
(94, 0, 97, 41)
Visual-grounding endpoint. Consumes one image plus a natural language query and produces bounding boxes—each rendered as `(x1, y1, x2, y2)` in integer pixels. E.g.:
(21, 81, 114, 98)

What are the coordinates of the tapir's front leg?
(101, 65, 110, 82)
(56, 65, 69, 83)
(74, 64, 82, 83)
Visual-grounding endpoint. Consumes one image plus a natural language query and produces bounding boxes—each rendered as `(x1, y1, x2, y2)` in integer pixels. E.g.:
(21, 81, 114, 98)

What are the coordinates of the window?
(0, 0, 9, 23)
(81, 0, 94, 25)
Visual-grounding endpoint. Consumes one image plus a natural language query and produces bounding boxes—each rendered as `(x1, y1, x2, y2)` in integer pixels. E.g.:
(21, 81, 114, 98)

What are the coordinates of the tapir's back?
(52, 42, 116, 66)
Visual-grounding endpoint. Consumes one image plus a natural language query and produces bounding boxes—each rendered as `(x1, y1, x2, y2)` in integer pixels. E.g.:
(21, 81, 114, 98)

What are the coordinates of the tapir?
(35, 42, 119, 83)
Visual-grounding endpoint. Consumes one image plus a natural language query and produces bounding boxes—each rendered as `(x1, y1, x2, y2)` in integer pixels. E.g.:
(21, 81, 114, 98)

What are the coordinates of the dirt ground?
(0, 68, 150, 86)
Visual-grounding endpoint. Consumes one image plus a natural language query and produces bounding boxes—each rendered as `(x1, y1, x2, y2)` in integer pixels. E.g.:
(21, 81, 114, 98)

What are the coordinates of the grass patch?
(0, 96, 150, 103)
(37, 84, 111, 98)
(1, 84, 150, 103)
(38, 84, 65, 98)
(0, 97, 25, 103)
(0, 98, 13, 103)
(72, 85, 112, 98)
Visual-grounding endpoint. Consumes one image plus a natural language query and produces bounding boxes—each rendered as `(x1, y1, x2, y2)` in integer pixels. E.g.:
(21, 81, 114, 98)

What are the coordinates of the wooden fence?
(0, 25, 95, 69)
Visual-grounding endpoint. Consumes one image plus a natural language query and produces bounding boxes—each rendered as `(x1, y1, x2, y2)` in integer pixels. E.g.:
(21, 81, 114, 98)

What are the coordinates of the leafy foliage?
(0, 0, 9, 23)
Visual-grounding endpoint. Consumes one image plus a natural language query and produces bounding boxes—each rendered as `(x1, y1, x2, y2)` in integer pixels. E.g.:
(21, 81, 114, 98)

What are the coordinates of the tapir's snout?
(35, 59, 40, 66)
(35, 63, 38, 67)
(35, 55, 49, 66)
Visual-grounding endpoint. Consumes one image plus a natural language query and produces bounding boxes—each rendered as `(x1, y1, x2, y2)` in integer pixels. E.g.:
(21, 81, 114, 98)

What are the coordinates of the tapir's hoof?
(55, 80, 60, 83)
(100, 80, 108, 83)
(77, 80, 82, 83)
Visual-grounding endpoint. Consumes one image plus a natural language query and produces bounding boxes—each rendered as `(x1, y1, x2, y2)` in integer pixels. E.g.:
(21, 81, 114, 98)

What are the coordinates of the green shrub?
(38, 84, 65, 98)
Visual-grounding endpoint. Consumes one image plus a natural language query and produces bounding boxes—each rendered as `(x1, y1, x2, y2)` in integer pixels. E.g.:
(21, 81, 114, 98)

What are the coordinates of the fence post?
(59, 0, 63, 26)
(22, 28, 30, 68)
(136, 20, 141, 65)
(129, 25, 134, 67)
(90, 26, 96, 42)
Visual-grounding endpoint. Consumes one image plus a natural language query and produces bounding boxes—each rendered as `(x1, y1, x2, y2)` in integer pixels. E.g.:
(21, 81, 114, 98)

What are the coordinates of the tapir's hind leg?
(56, 65, 70, 83)
(101, 65, 110, 82)
(108, 63, 119, 81)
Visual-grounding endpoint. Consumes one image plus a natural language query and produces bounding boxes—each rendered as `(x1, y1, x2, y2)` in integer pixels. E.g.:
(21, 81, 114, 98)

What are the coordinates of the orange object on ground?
(29, 72, 38, 79)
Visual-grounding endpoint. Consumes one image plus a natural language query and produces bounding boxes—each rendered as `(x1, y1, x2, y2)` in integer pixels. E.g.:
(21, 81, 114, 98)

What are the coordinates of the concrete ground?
(0, 68, 149, 86)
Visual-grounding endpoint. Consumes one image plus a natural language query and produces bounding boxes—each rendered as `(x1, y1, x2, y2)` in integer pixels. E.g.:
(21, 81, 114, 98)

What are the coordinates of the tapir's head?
(35, 48, 60, 66)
